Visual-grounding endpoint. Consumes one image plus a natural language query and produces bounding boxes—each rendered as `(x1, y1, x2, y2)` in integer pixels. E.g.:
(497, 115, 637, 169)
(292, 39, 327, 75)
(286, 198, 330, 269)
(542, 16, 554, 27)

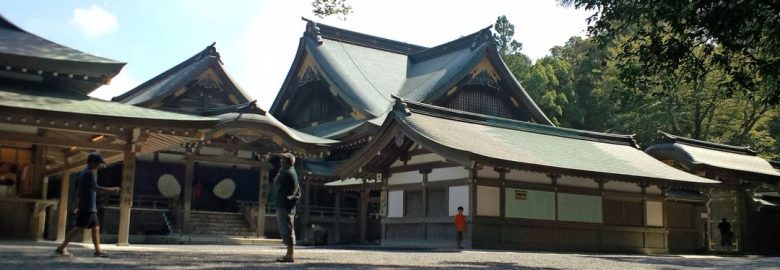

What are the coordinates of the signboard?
(515, 190, 527, 200)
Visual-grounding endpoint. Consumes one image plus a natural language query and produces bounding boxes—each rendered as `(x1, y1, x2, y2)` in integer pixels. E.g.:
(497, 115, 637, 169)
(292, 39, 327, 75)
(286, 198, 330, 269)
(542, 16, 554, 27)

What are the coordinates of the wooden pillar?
(468, 164, 480, 248)
(358, 190, 369, 244)
(117, 139, 137, 246)
(55, 172, 71, 241)
(29, 145, 46, 239)
(257, 160, 269, 238)
(420, 168, 431, 241)
(182, 155, 194, 234)
(334, 189, 341, 244)
(302, 177, 311, 240)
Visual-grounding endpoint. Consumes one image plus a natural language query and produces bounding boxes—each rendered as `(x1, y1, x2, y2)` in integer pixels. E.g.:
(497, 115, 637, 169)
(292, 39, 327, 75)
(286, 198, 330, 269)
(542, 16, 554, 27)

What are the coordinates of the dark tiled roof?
(271, 20, 552, 131)
(112, 44, 250, 106)
(645, 131, 780, 178)
(0, 15, 124, 93)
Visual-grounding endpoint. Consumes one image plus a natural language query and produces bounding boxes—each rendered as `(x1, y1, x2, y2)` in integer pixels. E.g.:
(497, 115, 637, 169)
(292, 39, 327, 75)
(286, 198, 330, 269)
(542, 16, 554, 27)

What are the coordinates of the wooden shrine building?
(108, 43, 336, 243)
(645, 132, 780, 254)
(0, 16, 218, 245)
(274, 19, 721, 253)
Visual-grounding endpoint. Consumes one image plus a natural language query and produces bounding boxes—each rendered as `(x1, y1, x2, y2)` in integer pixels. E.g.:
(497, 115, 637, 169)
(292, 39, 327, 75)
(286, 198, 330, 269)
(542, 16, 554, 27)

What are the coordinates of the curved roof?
(338, 100, 719, 187)
(212, 112, 336, 146)
(646, 132, 780, 179)
(112, 44, 250, 106)
(0, 15, 124, 94)
(271, 20, 552, 127)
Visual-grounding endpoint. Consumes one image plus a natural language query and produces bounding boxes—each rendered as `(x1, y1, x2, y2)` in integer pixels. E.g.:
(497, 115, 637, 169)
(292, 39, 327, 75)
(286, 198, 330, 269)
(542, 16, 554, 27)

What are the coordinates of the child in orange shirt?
(454, 206, 466, 249)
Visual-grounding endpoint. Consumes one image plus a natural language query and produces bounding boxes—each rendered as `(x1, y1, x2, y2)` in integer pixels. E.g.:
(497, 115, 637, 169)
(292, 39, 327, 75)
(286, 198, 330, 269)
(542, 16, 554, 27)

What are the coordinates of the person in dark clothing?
(272, 153, 300, 263)
(718, 217, 734, 251)
(55, 153, 120, 257)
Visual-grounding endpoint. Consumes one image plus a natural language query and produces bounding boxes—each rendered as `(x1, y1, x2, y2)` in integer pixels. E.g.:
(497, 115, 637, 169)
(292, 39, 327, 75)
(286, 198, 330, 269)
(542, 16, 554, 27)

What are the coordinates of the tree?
(493, 15, 523, 56)
(560, 0, 780, 107)
(312, 0, 352, 20)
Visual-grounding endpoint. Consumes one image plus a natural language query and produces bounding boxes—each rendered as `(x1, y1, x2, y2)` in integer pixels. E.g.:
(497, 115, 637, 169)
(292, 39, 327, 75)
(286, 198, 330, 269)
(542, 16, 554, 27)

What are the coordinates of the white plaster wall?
(646, 201, 664, 227)
(505, 170, 551, 184)
(448, 185, 470, 216)
(199, 146, 224, 156)
(429, 167, 469, 182)
(477, 186, 500, 217)
(388, 171, 422, 185)
(478, 166, 501, 179)
(387, 190, 404, 218)
(604, 181, 642, 193)
(407, 153, 447, 165)
(557, 175, 599, 189)
(646, 185, 663, 195)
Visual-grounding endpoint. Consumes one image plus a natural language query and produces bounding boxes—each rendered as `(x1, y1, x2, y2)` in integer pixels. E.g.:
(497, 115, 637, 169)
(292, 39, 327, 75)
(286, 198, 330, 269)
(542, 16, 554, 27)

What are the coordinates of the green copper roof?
(646, 132, 780, 178)
(271, 21, 553, 130)
(113, 44, 251, 106)
(0, 16, 125, 94)
(393, 101, 718, 185)
(0, 83, 217, 125)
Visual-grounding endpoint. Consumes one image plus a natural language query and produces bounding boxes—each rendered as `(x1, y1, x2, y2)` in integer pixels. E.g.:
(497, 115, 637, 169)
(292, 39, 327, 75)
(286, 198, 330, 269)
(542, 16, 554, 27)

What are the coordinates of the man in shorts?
(272, 153, 300, 263)
(55, 153, 120, 257)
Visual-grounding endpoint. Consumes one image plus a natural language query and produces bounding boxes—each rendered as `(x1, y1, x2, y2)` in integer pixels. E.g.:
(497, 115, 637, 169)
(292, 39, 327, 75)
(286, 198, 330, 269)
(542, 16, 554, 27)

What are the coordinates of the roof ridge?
(409, 26, 493, 63)
(0, 15, 26, 32)
(395, 98, 639, 147)
(656, 131, 756, 155)
(302, 18, 428, 55)
(112, 43, 220, 102)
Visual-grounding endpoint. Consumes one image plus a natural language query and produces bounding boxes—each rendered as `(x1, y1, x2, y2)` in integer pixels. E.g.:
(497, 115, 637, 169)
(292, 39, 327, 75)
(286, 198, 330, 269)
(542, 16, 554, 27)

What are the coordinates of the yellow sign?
(515, 190, 527, 200)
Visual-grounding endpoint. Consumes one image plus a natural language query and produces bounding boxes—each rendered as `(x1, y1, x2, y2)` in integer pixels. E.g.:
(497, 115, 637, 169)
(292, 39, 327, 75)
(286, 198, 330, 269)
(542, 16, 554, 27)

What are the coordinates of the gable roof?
(0, 15, 125, 94)
(271, 19, 552, 131)
(112, 43, 250, 106)
(338, 99, 719, 188)
(645, 131, 780, 180)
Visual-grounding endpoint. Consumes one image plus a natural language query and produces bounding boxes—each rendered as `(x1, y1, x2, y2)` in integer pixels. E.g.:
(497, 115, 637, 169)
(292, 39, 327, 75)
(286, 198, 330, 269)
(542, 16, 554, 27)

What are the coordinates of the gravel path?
(0, 241, 778, 269)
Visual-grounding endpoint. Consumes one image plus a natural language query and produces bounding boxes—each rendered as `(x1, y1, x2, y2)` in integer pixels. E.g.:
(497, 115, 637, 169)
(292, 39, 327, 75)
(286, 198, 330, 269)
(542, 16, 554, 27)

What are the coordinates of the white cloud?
(70, 5, 119, 38)
(89, 70, 139, 101)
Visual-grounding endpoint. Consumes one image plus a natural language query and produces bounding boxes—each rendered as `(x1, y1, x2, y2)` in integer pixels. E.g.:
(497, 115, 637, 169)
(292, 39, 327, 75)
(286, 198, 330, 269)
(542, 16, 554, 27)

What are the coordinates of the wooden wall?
(379, 151, 706, 253)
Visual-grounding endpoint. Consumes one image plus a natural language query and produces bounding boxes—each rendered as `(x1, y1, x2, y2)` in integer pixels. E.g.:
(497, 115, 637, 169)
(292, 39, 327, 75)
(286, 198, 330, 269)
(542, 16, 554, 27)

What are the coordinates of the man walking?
(454, 206, 466, 249)
(55, 153, 120, 257)
(272, 153, 300, 263)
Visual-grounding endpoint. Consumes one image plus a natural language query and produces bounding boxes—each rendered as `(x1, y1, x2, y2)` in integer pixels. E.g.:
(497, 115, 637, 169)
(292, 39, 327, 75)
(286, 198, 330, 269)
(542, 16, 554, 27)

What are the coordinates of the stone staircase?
(189, 211, 256, 237)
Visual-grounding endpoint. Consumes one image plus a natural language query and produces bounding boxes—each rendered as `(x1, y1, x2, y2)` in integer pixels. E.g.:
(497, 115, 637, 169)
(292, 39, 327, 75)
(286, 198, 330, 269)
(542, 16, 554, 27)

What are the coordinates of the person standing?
(55, 153, 120, 257)
(718, 217, 734, 251)
(272, 153, 300, 263)
(454, 206, 466, 249)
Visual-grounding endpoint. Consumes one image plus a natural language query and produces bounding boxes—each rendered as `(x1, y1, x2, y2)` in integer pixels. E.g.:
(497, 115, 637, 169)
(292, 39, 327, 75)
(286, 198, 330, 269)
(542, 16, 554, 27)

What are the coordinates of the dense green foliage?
(494, 15, 780, 159)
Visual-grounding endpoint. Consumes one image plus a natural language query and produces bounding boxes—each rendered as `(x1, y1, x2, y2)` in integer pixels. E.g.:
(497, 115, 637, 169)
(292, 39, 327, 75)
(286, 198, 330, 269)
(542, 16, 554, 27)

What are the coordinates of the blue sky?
(0, 0, 592, 107)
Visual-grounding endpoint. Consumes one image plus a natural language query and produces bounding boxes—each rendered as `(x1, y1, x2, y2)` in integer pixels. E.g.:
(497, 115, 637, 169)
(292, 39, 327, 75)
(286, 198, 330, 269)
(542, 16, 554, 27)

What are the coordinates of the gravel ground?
(0, 241, 778, 270)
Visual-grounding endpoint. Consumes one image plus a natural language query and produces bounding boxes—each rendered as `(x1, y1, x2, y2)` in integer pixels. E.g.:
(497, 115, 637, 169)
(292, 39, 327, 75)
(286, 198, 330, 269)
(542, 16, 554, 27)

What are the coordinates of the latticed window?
(283, 81, 351, 127)
(446, 86, 516, 119)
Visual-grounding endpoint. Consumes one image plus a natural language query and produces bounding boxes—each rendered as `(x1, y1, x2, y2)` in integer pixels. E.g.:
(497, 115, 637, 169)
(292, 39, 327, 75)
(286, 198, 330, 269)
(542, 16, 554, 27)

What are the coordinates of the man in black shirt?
(272, 153, 300, 263)
(718, 217, 734, 251)
(55, 153, 120, 257)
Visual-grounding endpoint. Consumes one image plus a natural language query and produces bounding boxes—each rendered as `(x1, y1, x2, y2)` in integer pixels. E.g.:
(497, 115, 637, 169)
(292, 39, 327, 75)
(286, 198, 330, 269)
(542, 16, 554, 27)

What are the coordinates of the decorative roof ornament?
(305, 19, 324, 45)
(298, 66, 320, 87)
(465, 70, 500, 90)
(471, 27, 493, 50)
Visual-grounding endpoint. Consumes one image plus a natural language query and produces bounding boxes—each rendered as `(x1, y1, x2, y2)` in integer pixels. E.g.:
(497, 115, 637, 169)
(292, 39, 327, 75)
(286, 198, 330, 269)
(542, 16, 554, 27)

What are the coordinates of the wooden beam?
(0, 131, 125, 152)
(191, 154, 259, 166)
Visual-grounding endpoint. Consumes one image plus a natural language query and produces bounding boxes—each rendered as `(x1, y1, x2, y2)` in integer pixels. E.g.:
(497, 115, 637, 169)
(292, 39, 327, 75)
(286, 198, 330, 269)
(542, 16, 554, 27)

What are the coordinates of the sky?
(0, 0, 593, 108)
